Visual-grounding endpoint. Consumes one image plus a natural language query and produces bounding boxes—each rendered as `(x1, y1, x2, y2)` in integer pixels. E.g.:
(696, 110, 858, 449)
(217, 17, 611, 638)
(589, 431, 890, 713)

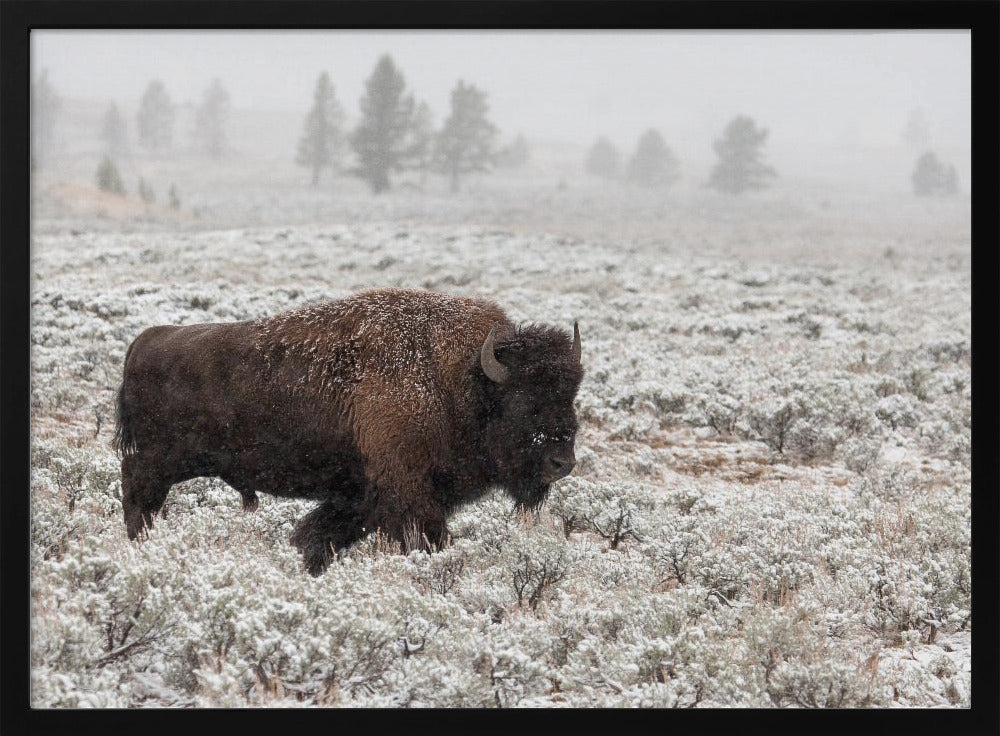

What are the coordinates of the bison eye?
(507, 392, 532, 414)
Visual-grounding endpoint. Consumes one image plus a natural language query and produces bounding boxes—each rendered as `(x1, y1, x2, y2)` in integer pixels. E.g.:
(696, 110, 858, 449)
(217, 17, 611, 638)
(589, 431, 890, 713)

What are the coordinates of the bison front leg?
(366, 487, 450, 554)
(396, 516, 449, 553)
(121, 454, 173, 540)
(290, 499, 366, 576)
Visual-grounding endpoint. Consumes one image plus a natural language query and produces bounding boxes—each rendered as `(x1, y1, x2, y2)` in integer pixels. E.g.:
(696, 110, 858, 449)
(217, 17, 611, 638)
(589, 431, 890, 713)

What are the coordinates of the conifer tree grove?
(350, 55, 418, 193)
(296, 71, 345, 186)
(708, 115, 776, 194)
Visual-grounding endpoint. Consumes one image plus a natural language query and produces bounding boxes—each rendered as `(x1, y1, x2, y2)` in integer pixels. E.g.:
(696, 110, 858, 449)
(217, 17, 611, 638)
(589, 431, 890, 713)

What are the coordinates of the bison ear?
(480, 325, 510, 384)
(572, 321, 581, 363)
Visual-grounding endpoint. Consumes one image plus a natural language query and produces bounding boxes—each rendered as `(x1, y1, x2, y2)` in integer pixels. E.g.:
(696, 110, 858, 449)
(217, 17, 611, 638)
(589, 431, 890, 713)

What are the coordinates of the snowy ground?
(29, 161, 970, 707)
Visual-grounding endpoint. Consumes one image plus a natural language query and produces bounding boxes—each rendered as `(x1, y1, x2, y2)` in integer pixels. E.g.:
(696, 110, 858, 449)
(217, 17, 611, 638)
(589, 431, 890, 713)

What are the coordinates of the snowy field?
(29, 157, 971, 707)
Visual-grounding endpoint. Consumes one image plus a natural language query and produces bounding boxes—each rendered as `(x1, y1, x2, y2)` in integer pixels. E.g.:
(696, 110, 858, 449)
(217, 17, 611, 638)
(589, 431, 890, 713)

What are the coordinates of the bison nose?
(545, 453, 576, 480)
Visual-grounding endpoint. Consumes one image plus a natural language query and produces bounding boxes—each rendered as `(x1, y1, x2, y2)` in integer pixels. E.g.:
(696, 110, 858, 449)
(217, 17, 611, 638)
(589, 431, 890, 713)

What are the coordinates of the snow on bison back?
(113, 287, 584, 575)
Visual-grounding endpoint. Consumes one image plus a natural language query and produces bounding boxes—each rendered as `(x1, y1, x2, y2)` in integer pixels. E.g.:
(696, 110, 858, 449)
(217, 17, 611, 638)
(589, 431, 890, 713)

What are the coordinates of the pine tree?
(101, 102, 128, 156)
(137, 80, 174, 151)
(586, 137, 621, 180)
(96, 156, 125, 195)
(296, 71, 345, 186)
(433, 80, 497, 193)
(193, 79, 231, 159)
(350, 55, 418, 193)
(168, 184, 181, 210)
(31, 70, 61, 164)
(626, 129, 680, 188)
(912, 152, 959, 196)
(708, 115, 776, 194)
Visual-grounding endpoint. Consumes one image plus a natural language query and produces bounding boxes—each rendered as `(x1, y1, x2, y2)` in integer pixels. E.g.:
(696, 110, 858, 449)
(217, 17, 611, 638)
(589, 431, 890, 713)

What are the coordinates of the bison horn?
(572, 321, 581, 363)
(480, 325, 510, 384)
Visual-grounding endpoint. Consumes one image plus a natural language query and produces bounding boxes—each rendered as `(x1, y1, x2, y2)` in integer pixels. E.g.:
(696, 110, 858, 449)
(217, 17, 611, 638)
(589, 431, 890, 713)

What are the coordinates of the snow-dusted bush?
(647, 514, 710, 587)
(835, 437, 882, 474)
(547, 478, 653, 549)
(744, 607, 883, 707)
(503, 525, 572, 611)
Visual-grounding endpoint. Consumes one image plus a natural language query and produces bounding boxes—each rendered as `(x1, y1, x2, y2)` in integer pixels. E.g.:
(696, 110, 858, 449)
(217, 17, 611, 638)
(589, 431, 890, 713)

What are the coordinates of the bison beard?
(509, 480, 551, 513)
(113, 288, 583, 575)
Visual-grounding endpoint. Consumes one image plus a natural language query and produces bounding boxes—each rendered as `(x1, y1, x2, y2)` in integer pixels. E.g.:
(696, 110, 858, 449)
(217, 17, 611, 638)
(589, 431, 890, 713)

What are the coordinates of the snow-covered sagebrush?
(30, 182, 970, 707)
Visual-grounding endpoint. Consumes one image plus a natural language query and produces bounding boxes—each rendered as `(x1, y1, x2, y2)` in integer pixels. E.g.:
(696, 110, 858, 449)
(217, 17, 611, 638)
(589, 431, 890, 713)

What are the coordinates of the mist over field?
(29, 31, 971, 708)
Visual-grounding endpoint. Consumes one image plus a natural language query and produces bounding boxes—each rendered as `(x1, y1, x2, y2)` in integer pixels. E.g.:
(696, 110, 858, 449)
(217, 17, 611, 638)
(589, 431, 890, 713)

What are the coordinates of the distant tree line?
(30, 65, 961, 201)
(584, 114, 960, 197)
(88, 77, 229, 213)
(40, 55, 518, 207)
(93, 154, 181, 212)
(296, 55, 515, 194)
(586, 115, 775, 195)
(134, 77, 230, 157)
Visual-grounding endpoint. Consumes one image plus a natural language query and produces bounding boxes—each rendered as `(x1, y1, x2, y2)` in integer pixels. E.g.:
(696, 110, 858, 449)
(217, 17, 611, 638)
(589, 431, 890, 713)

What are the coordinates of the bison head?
(480, 322, 584, 510)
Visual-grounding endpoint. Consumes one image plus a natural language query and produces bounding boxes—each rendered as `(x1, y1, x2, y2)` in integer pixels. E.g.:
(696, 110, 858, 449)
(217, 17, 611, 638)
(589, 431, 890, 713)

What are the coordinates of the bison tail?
(113, 339, 139, 457)
(112, 380, 137, 457)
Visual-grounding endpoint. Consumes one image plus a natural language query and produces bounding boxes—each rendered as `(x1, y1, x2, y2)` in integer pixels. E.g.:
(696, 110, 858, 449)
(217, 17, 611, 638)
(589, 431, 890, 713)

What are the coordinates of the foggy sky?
(33, 30, 970, 152)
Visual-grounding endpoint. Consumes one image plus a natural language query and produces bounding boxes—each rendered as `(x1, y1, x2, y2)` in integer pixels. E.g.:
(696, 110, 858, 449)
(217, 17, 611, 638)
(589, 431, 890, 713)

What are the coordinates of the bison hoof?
(305, 556, 329, 577)
(242, 493, 259, 512)
(125, 510, 153, 541)
(292, 536, 334, 576)
(298, 542, 334, 577)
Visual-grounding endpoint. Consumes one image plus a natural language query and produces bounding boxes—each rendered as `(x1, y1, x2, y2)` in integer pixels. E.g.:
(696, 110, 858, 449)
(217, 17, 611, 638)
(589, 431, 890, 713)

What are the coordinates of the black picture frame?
(2, 2, 997, 734)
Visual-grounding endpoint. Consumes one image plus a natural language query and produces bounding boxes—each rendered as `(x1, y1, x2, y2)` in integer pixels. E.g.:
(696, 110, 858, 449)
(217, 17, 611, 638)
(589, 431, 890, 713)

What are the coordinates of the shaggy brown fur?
(114, 287, 584, 575)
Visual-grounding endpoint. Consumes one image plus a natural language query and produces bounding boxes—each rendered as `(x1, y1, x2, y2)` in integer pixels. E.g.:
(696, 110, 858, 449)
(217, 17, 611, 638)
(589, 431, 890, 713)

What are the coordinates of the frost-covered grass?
(30, 181, 970, 707)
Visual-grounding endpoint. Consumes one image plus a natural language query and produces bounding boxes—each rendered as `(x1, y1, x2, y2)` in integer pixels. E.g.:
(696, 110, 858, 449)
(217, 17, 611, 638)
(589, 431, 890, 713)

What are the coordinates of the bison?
(113, 287, 584, 574)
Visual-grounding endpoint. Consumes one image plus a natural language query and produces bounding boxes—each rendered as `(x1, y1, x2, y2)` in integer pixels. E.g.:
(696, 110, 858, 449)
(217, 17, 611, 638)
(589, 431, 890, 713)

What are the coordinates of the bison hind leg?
(218, 474, 261, 513)
(233, 485, 259, 512)
(290, 499, 366, 576)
